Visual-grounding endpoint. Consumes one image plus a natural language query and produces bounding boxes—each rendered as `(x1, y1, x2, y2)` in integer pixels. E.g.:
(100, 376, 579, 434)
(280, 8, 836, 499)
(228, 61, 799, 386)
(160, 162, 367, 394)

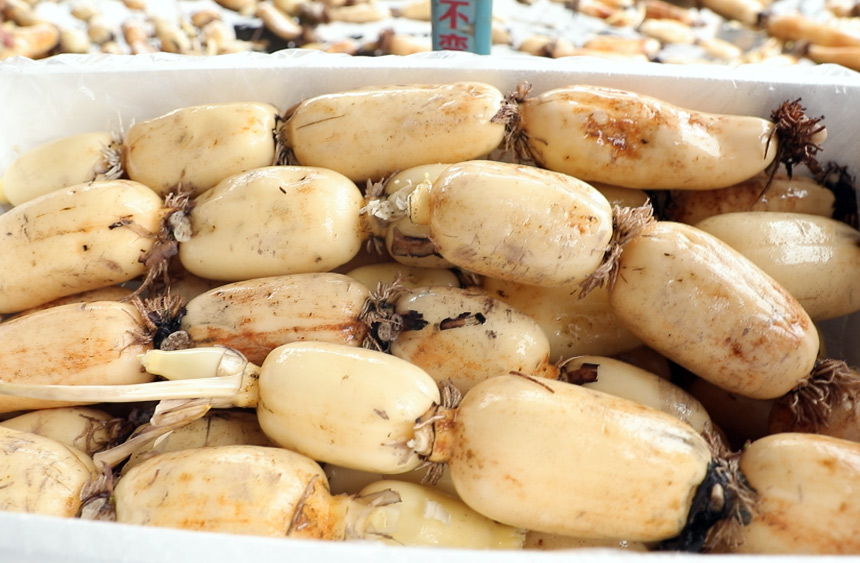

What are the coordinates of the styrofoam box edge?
(0, 510, 852, 563)
(3, 49, 860, 173)
(2, 50, 860, 561)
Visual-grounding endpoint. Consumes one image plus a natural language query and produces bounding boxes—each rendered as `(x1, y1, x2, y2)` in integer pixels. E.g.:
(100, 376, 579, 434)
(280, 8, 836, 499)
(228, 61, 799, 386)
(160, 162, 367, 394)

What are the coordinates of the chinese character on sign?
(431, 0, 492, 54)
(438, 33, 470, 51)
(438, 0, 470, 29)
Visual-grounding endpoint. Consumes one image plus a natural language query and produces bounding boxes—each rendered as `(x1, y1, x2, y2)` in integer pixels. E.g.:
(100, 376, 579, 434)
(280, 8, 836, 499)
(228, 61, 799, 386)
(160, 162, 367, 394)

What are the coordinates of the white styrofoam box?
(1, 50, 860, 561)
(0, 510, 851, 563)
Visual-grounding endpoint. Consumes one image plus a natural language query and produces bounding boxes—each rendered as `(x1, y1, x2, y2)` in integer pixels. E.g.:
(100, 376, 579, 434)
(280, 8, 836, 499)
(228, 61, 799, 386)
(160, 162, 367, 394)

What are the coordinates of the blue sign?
(431, 0, 493, 55)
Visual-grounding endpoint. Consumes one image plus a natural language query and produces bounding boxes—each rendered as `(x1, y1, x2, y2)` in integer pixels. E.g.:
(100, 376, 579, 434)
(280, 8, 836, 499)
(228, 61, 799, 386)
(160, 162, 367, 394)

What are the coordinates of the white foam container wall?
(1, 50, 860, 561)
